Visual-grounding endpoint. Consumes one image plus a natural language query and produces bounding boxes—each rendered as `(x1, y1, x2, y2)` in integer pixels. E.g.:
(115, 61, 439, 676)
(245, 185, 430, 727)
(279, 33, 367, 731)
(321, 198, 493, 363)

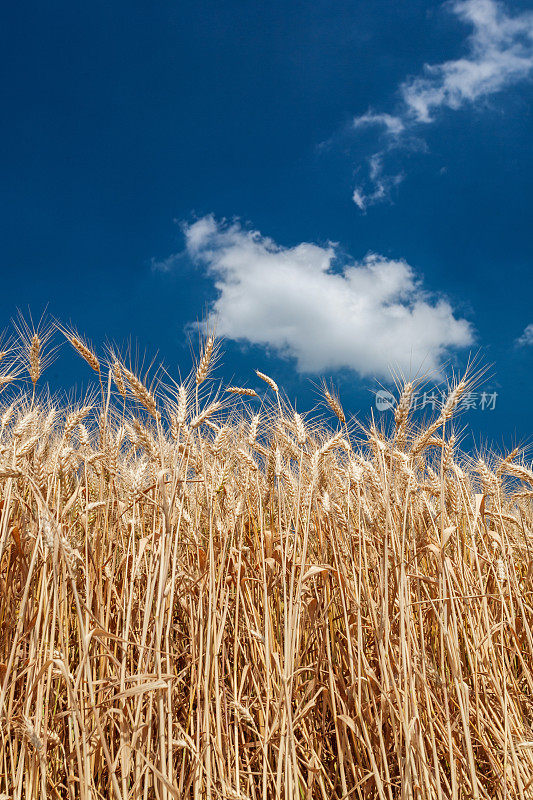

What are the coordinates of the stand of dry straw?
(0, 322, 532, 799)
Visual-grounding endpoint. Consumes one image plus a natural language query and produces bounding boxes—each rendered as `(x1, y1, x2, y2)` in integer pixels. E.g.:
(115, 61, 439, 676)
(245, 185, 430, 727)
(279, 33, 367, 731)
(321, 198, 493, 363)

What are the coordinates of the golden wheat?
(0, 323, 531, 799)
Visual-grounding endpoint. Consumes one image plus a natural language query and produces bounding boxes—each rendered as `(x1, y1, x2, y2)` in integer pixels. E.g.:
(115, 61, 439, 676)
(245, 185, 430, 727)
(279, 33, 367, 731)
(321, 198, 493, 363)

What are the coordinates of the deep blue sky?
(1, 0, 532, 448)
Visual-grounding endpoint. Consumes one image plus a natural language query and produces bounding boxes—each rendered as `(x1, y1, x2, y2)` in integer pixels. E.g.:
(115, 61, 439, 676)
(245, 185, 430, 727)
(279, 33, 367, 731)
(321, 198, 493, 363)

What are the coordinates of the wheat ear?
(255, 370, 278, 393)
(122, 367, 159, 418)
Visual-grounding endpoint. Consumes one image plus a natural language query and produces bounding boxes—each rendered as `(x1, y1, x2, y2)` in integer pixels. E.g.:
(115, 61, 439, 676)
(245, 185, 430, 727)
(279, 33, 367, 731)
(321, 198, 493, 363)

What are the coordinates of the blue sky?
(1, 0, 532, 447)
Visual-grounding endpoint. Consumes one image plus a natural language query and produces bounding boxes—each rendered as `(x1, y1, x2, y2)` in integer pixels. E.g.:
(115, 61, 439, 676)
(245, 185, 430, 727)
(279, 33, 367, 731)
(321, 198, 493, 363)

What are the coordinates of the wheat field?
(0, 321, 532, 799)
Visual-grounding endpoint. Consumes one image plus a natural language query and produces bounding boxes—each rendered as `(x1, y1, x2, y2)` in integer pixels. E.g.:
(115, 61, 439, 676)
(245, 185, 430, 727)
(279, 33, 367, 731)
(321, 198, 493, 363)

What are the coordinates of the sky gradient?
(1, 0, 532, 448)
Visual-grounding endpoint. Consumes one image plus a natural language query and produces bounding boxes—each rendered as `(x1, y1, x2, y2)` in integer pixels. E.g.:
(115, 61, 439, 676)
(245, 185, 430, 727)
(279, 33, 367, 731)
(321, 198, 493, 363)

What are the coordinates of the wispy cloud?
(352, 154, 405, 211)
(352, 112, 406, 136)
(516, 323, 533, 346)
(352, 0, 533, 209)
(150, 252, 183, 272)
(182, 215, 473, 378)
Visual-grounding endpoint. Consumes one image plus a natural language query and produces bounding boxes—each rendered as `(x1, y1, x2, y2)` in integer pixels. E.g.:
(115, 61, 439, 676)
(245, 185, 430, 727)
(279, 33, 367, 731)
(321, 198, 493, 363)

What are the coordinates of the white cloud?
(352, 112, 405, 136)
(352, 0, 533, 207)
(353, 154, 404, 211)
(516, 323, 533, 346)
(402, 0, 533, 122)
(184, 215, 473, 377)
(151, 253, 182, 272)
